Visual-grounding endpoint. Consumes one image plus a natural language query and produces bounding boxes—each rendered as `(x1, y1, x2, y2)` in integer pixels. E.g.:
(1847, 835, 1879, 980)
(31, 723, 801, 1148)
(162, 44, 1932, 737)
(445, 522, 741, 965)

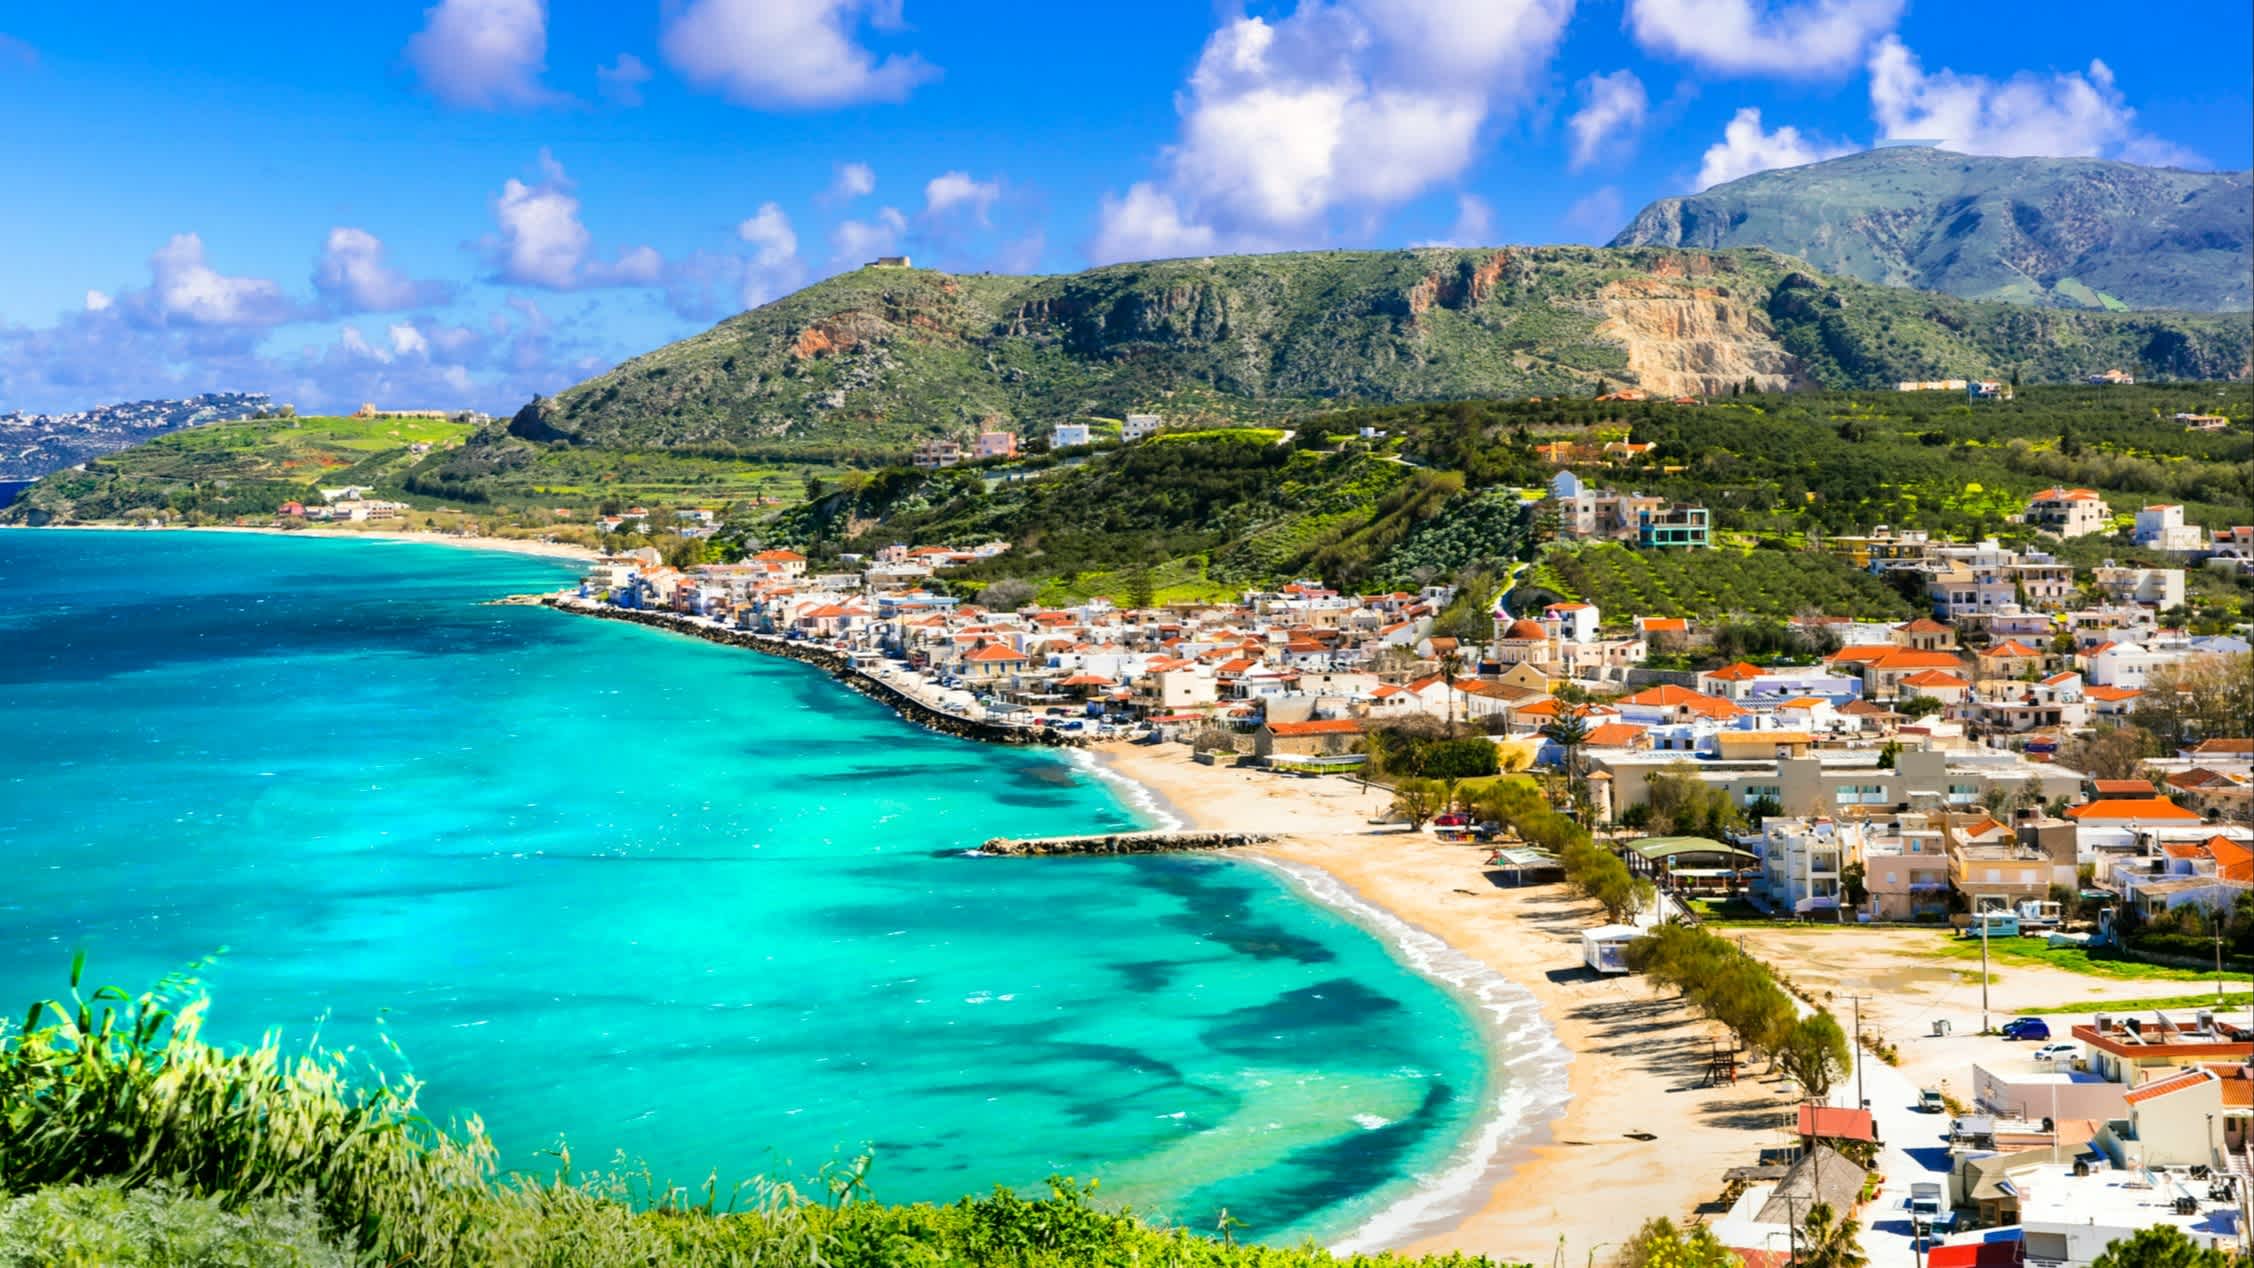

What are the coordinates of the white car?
(2031, 1042, 2079, 1064)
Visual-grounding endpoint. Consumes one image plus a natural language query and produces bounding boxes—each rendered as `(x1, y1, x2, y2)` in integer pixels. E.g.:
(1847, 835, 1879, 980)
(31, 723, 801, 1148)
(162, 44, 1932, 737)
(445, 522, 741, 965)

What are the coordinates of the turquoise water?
(0, 529, 1506, 1245)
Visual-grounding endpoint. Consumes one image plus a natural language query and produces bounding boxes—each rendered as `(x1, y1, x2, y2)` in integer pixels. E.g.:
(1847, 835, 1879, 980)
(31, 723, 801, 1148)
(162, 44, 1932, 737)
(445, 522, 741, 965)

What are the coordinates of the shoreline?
(2, 522, 601, 564)
(1082, 742, 1797, 1263)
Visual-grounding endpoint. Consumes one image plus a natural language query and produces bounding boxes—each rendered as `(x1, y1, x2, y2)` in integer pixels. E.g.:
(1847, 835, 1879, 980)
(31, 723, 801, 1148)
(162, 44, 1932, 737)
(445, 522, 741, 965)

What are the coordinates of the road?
(1830, 1034, 1953, 1268)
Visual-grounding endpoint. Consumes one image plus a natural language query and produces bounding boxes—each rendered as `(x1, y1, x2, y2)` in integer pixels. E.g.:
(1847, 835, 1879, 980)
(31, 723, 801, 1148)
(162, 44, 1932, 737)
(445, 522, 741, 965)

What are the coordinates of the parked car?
(2032, 1041, 2079, 1064)
(1918, 1088, 1946, 1114)
(2000, 1017, 2051, 1041)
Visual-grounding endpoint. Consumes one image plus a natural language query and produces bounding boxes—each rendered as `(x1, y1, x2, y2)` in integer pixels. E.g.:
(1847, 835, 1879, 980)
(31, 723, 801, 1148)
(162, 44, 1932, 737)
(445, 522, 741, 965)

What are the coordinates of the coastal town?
(547, 468, 2254, 1267)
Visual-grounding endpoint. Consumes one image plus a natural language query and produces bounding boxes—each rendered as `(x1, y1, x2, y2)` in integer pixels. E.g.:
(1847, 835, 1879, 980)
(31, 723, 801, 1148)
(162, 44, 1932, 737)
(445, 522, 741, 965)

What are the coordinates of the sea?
(0, 528, 1557, 1247)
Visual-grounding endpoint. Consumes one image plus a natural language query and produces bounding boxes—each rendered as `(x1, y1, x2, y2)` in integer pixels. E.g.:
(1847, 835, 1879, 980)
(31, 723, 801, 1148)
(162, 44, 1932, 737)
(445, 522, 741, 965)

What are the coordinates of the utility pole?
(1844, 993, 1871, 1109)
(1980, 905, 1992, 1033)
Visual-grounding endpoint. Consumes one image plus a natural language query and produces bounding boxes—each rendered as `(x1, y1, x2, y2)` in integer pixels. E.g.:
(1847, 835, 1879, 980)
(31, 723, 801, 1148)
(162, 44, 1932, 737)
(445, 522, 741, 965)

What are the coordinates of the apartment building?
(2026, 487, 2113, 538)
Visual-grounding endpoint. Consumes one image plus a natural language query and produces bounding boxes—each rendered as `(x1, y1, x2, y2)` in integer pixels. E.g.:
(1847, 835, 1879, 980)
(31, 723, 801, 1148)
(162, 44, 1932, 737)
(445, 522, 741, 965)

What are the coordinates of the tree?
(2058, 724, 2158, 782)
(1778, 1014, 1850, 1100)
(2090, 1226, 2235, 1268)
(1619, 1217, 1739, 1268)
(1121, 564, 1156, 613)
(980, 578, 1037, 612)
(1896, 695, 1945, 719)
(1388, 778, 1444, 830)
(1841, 862, 1868, 909)
(1542, 710, 1593, 815)
(1797, 1202, 1867, 1268)
(1437, 649, 1466, 737)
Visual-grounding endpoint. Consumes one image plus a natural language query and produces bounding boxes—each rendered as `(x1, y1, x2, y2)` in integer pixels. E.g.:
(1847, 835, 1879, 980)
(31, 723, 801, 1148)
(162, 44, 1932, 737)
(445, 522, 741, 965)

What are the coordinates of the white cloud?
(314, 227, 452, 312)
(1091, 0, 1573, 263)
(1090, 183, 1219, 264)
(661, 0, 936, 109)
(737, 203, 797, 266)
(1626, 0, 1901, 76)
(139, 233, 297, 328)
(83, 290, 112, 312)
(1867, 36, 2190, 162)
(388, 323, 430, 358)
(405, 0, 556, 108)
(596, 53, 652, 106)
(1566, 70, 1648, 172)
(1561, 185, 1626, 240)
(1695, 107, 1854, 190)
(485, 154, 663, 290)
(830, 206, 908, 262)
(924, 171, 1000, 224)
(826, 161, 876, 202)
(1413, 193, 1496, 247)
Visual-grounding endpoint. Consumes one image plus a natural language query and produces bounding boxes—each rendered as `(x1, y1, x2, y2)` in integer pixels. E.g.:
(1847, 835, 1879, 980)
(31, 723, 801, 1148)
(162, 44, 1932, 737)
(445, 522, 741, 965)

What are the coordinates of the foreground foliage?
(0, 960, 1516, 1267)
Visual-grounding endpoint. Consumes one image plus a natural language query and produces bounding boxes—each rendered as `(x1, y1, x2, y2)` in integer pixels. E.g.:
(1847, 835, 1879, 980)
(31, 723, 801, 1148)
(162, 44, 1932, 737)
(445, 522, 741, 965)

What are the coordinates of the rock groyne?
(978, 830, 1273, 857)
(540, 597, 1083, 748)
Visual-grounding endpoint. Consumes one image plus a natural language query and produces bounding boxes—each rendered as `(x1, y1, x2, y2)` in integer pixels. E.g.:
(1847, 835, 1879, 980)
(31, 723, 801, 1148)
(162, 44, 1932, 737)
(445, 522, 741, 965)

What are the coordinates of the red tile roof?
(2124, 1067, 2214, 1105)
(2065, 797, 2201, 822)
(1264, 719, 1364, 737)
(1797, 1104, 1877, 1142)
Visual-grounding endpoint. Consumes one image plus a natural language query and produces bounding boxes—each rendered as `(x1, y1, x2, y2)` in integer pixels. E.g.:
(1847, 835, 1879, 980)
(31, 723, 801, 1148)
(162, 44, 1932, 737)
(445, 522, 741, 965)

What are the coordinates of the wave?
(1237, 855, 1573, 1256)
(1065, 748, 1186, 832)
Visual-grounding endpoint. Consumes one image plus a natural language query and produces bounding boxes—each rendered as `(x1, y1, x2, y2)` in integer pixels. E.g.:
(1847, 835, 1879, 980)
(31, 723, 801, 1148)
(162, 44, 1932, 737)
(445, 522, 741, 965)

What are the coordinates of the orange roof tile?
(2065, 797, 2201, 822)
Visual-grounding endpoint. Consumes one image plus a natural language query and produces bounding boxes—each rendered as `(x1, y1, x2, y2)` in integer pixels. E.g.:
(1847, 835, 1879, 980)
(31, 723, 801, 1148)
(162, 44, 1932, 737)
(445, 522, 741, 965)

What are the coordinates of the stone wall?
(543, 599, 1081, 748)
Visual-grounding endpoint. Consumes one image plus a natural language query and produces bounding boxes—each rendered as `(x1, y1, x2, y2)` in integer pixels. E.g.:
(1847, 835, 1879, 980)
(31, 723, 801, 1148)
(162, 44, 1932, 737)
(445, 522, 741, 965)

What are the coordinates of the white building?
(2026, 487, 2112, 538)
(1121, 413, 1162, 442)
(2092, 564, 2185, 609)
(1050, 423, 1092, 449)
(2134, 504, 2204, 552)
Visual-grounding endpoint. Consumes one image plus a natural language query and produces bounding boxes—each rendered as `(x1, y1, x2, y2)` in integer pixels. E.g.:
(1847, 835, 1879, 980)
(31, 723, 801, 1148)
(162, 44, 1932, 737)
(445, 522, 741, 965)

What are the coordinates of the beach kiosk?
(1580, 924, 1642, 974)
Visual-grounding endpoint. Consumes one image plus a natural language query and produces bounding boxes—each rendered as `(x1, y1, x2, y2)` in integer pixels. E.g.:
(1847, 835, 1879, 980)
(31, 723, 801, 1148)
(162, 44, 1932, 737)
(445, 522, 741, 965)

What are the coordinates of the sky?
(1, 1, 2248, 417)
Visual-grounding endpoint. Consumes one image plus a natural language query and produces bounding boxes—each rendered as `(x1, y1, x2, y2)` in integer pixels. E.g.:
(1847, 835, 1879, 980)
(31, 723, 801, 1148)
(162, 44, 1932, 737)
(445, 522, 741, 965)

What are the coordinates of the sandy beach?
(1088, 742, 1800, 1263)
(10, 522, 599, 564)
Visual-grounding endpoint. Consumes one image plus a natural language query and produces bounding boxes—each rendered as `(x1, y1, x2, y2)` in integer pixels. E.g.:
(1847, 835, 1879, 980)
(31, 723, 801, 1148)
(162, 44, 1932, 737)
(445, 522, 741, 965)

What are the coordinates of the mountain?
(437, 245, 2248, 489)
(1610, 148, 2253, 312)
(0, 392, 271, 480)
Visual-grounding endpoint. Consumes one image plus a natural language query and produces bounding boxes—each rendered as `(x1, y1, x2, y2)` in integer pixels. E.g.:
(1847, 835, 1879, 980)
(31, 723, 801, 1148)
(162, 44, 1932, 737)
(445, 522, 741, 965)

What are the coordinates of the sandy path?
(1090, 744, 1800, 1263)
(15, 522, 599, 563)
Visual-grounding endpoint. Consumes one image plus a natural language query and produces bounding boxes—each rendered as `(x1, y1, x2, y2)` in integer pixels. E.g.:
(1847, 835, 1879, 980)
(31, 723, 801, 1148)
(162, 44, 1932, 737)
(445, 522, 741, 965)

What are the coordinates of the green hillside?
(7, 413, 473, 524)
(1611, 148, 2254, 312)
(415, 244, 2249, 495)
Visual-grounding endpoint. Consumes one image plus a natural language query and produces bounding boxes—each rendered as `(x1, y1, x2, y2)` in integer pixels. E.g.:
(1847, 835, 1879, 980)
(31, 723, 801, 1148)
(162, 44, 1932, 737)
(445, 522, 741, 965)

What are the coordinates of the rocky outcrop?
(978, 831, 1273, 857)
(1593, 275, 1797, 397)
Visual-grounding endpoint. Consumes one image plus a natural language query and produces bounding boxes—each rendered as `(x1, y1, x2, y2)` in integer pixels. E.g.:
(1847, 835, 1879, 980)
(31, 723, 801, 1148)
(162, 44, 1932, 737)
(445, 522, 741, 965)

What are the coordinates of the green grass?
(1928, 935, 2238, 983)
(2019, 987, 2254, 1015)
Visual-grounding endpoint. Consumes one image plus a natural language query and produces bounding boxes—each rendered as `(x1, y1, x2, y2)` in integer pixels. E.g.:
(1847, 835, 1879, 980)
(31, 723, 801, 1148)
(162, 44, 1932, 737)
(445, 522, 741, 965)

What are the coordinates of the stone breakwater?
(978, 830, 1274, 857)
(538, 596, 1083, 748)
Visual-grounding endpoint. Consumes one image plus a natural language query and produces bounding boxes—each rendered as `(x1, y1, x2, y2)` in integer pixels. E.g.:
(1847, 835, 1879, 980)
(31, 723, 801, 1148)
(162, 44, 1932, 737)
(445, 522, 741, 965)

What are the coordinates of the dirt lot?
(1731, 924, 2252, 1093)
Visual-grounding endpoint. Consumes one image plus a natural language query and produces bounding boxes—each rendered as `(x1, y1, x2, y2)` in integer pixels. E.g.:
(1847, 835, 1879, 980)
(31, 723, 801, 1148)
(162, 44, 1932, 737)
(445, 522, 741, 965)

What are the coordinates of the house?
(2134, 505, 2204, 552)
(975, 431, 1019, 460)
(2176, 413, 2231, 432)
(1253, 718, 1365, 759)
(959, 641, 1029, 683)
(912, 437, 963, 469)
(2085, 369, 2134, 385)
(2073, 1014, 2254, 1089)
(2026, 488, 2112, 538)
(1121, 413, 1163, 442)
(2091, 565, 2184, 609)
(750, 548, 807, 577)
(1540, 601, 1600, 643)
(1050, 423, 1092, 449)
(1636, 502, 1711, 549)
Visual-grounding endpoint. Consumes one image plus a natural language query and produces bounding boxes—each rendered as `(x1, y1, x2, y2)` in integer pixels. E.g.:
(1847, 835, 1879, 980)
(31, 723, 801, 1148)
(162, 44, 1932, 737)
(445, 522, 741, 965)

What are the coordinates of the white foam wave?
(1064, 748, 1185, 831)
(1239, 855, 1574, 1256)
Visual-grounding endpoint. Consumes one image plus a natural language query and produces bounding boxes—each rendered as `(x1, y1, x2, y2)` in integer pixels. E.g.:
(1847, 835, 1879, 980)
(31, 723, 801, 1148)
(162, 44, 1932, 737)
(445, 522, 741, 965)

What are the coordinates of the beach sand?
(13, 522, 599, 564)
(1089, 742, 1799, 1263)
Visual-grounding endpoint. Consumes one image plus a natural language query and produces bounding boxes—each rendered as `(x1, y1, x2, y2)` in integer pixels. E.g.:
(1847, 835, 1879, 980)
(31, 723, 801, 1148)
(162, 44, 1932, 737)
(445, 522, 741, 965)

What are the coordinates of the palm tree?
(1437, 649, 1465, 738)
(1542, 708, 1592, 816)
(1797, 1202, 1867, 1268)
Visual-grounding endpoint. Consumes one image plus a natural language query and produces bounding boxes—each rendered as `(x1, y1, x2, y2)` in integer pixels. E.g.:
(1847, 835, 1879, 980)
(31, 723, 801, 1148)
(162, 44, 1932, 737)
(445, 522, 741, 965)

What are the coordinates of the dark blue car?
(2001, 1017, 2050, 1041)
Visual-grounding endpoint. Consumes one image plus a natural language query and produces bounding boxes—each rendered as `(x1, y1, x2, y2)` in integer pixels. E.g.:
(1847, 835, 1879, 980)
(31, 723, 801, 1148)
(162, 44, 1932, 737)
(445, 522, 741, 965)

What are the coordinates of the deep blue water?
(0, 528, 1501, 1245)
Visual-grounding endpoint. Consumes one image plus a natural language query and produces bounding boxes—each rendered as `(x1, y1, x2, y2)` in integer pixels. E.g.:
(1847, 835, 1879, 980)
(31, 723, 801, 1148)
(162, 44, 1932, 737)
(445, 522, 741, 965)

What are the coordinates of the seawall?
(979, 830, 1273, 856)
(539, 597, 1083, 748)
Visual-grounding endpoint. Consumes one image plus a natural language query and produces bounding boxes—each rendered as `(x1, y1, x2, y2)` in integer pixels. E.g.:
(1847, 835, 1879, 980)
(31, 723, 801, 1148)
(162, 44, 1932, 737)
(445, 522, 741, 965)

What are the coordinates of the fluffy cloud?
(596, 53, 651, 106)
(1626, 0, 1901, 76)
(826, 161, 876, 202)
(313, 227, 454, 312)
(1695, 107, 1853, 189)
(83, 290, 112, 312)
(404, 0, 555, 108)
(1413, 193, 1496, 247)
(1091, 0, 1573, 263)
(661, 0, 936, 109)
(923, 171, 1000, 224)
(132, 234, 298, 329)
(1868, 36, 2191, 163)
(734, 203, 804, 306)
(1567, 70, 1648, 171)
(830, 206, 908, 262)
(484, 154, 663, 289)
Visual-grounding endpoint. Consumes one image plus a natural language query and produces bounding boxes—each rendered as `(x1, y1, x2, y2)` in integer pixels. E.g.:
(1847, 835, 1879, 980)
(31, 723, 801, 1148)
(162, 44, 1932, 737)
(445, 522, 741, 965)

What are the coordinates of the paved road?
(1830, 1038, 1952, 1268)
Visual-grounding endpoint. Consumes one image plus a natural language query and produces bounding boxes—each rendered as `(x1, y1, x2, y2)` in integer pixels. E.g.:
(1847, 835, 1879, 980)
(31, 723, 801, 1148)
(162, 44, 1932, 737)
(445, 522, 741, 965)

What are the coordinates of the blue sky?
(2, 1, 2247, 415)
